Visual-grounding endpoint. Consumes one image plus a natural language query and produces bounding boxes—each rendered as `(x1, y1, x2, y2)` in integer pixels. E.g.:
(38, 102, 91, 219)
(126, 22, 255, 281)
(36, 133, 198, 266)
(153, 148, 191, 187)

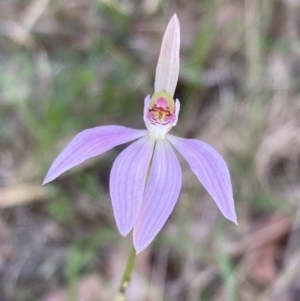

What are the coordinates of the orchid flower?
(43, 14, 237, 253)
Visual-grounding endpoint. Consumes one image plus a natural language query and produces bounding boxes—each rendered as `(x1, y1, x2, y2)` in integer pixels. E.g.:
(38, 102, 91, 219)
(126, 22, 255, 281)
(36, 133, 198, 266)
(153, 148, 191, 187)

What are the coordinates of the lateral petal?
(133, 139, 182, 253)
(43, 126, 147, 184)
(110, 137, 155, 236)
(167, 135, 237, 224)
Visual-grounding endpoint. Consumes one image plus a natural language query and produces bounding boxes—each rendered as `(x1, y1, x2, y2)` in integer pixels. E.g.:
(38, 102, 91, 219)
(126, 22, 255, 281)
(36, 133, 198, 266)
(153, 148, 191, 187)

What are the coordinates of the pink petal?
(167, 135, 237, 224)
(171, 98, 181, 127)
(110, 136, 155, 236)
(143, 95, 151, 127)
(155, 14, 180, 96)
(43, 126, 147, 184)
(133, 139, 182, 253)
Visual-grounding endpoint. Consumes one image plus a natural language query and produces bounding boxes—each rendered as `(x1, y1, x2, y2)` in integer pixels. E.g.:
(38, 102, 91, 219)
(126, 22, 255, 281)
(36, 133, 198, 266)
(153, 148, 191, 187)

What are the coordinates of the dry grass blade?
(0, 185, 47, 208)
(1, 0, 51, 46)
(262, 252, 300, 301)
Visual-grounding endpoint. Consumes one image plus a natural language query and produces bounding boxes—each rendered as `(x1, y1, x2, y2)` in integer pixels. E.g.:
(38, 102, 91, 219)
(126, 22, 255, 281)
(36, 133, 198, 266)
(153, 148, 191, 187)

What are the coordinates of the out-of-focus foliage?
(1, 0, 300, 300)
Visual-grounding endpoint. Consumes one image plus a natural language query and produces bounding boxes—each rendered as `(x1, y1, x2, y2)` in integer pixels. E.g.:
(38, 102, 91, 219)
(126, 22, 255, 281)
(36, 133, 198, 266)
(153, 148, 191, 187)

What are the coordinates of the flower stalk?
(115, 247, 136, 301)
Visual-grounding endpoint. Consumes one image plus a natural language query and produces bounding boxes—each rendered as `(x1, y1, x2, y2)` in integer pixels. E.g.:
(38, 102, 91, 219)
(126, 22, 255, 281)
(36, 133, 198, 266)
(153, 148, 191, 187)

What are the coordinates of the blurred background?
(1, 0, 300, 300)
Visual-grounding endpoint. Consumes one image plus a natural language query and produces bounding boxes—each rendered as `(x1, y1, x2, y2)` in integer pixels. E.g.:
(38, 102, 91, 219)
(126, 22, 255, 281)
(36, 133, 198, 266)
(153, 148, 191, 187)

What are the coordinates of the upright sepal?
(155, 14, 180, 97)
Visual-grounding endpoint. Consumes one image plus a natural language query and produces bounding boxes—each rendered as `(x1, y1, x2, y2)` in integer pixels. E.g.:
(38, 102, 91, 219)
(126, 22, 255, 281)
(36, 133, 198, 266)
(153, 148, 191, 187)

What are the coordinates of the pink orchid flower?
(43, 15, 237, 253)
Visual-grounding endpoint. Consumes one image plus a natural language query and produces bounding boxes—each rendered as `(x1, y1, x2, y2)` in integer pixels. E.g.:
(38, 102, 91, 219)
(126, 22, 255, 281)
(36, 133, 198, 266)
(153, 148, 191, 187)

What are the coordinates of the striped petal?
(133, 139, 182, 253)
(155, 14, 180, 96)
(110, 136, 155, 236)
(168, 135, 237, 224)
(43, 126, 147, 184)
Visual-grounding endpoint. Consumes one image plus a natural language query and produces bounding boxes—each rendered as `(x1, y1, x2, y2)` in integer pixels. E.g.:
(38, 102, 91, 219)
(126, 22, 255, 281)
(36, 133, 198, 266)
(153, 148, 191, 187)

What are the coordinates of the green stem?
(115, 247, 137, 301)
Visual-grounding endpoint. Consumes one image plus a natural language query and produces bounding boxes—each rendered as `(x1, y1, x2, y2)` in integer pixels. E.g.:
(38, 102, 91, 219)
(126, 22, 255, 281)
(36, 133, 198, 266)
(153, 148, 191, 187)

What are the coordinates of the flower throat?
(146, 91, 175, 125)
